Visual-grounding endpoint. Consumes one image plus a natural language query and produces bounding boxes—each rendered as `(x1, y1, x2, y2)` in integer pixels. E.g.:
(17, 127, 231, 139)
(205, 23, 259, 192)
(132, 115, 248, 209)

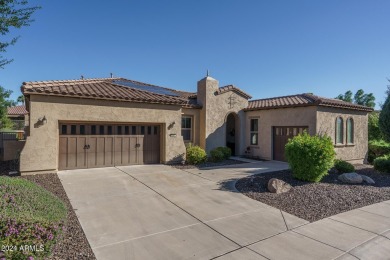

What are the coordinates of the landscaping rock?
(361, 175, 375, 184)
(338, 172, 363, 184)
(267, 178, 292, 194)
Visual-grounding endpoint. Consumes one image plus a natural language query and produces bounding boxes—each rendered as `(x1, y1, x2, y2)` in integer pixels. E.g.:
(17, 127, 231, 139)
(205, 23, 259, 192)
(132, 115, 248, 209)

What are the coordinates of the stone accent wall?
(316, 106, 368, 163)
(197, 77, 249, 153)
(20, 95, 186, 173)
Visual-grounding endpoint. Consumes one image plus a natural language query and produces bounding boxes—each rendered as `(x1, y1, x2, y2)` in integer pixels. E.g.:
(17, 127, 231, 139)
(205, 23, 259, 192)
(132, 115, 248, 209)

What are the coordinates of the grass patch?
(0, 176, 67, 259)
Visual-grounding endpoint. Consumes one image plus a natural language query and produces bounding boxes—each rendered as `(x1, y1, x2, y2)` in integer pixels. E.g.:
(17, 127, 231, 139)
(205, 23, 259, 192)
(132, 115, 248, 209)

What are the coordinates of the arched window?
(347, 118, 354, 144)
(336, 117, 343, 144)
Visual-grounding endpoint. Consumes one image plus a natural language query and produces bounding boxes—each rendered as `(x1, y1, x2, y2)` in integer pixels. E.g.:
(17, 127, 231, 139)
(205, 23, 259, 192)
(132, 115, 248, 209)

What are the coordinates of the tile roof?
(246, 93, 373, 111)
(216, 85, 252, 99)
(22, 78, 200, 108)
(7, 105, 28, 115)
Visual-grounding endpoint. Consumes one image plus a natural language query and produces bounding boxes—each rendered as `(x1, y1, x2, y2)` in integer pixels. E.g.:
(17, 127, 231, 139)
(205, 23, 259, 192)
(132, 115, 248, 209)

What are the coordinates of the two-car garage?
(59, 123, 161, 170)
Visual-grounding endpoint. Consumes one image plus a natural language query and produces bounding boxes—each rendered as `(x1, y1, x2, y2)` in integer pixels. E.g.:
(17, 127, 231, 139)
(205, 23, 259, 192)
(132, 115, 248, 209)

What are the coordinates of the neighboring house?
(7, 105, 28, 130)
(19, 75, 372, 174)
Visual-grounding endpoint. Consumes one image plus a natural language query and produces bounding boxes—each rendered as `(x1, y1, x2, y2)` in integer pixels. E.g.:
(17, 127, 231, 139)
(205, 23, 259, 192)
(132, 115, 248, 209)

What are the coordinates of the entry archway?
(226, 113, 239, 156)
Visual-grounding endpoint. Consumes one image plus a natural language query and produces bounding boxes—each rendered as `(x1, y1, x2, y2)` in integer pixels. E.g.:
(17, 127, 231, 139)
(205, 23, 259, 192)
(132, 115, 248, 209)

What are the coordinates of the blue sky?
(1, 0, 389, 108)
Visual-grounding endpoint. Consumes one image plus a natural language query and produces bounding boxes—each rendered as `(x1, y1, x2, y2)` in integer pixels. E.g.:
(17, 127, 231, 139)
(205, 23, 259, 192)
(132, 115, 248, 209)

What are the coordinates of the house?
(7, 105, 28, 130)
(19, 75, 372, 174)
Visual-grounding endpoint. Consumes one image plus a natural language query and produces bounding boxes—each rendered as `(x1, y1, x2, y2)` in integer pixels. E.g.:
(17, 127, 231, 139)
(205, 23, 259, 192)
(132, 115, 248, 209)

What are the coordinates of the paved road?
(58, 161, 390, 260)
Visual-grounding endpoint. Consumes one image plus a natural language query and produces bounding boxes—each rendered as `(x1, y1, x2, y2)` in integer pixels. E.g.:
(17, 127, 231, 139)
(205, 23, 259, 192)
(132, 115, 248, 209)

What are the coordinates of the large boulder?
(338, 172, 363, 184)
(267, 178, 292, 194)
(361, 175, 375, 184)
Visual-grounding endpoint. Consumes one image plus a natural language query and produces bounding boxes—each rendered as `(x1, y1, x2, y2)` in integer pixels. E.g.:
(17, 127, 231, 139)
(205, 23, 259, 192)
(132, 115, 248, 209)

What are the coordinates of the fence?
(0, 131, 25, 161)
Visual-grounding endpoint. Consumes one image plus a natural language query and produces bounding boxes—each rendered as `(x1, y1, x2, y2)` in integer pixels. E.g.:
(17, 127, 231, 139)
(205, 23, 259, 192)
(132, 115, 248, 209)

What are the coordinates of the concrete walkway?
(58, 161, 390, 260)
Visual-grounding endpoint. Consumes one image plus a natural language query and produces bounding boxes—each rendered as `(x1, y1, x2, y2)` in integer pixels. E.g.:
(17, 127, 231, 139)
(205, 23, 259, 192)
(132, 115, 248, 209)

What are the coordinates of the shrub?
(186, 145, 207, 165)
(379, 94, 390, 142)
(369, 140, 390, 157)
(368, 112, 384, 141)
(0, 177, 67, 259)
(216, 147, 232, 160)
(210, 149, 225, 162)
(374, 155, 390, 174)
(334, 159, 355, 173)
(285, 132, 335, 182)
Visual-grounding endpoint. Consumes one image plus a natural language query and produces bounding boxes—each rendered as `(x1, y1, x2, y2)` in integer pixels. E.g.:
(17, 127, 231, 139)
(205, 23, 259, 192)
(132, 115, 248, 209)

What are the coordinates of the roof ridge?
(249, 93, 308, 102)
(23, 77, 122, 86)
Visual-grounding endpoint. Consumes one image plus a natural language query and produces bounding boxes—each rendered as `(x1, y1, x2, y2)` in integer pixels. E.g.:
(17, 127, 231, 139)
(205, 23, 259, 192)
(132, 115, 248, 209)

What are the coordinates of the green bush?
(285, 132, 335, 182)
(368, 112, 384, 141)
(369, 139, 390, 157)
(186, 145, 207, 165)
(216, 147, 232, 160)
(210, 149, 225, 162)
(0, 177, 67, 259)
(379, 94, 390, 142)
(334, 159, 355, 173)
(374, 155, 390, 174)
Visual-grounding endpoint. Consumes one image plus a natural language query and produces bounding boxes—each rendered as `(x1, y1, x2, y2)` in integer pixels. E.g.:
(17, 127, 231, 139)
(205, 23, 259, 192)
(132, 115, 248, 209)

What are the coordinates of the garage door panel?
(273, 126, 308, 162)
(59, 124, 160, 170)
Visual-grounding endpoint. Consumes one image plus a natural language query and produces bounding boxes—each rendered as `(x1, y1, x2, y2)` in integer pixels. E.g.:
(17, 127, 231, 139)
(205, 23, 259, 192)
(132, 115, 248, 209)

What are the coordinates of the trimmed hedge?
(334, 159, 355, 173)
(374, 155, 390, 174)
(0, 177, 67, 259)
(210, 147, 232, 162)
(186, 145, 207, 165)
(285, 132, 335, 182)
(368, 140, 390, 164)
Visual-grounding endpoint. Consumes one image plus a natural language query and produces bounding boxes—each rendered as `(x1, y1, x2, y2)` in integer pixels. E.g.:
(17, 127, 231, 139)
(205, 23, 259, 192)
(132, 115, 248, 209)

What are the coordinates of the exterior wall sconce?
(38, 116, 47, 125)
(168, 121, 175, 130)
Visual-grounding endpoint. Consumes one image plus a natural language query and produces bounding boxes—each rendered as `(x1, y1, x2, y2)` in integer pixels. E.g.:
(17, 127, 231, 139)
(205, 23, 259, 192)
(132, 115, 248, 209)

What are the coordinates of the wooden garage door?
(273, 126, 308, 162)
(59, 124, 160, 170)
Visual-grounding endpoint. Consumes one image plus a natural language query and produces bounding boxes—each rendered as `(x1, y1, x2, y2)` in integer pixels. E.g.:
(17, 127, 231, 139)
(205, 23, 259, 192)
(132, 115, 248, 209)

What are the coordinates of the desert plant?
(285, 132, 335, 182)
(186, 145, 207, 165)
(210, 148, 225, 162)
(334, 159, 355, 173)
(373, 155, 390, 174)
(0, 177, 67, 259)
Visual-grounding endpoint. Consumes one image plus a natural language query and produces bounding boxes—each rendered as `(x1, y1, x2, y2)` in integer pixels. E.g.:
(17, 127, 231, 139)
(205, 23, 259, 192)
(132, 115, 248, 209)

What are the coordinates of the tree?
(17, 94, 24, 104)
(379, 92, 390, 142)
(368, 112, 383, 141)
(336, 90, 353, 103)
(1, 1, 40, 68)
(336, 89, 375, 108)
(0, 86, 16, 129)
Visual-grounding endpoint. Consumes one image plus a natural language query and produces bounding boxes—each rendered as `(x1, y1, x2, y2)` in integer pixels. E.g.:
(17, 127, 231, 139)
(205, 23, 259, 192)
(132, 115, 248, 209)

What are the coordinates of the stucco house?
(19, 75, 373, 174)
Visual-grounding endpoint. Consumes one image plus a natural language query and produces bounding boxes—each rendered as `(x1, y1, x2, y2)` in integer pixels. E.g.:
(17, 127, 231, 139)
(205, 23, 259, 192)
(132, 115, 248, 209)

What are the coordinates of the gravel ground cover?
(21, 174, 96, 260)
(171, 159, 246, 170)
(236, 164, 390, 222)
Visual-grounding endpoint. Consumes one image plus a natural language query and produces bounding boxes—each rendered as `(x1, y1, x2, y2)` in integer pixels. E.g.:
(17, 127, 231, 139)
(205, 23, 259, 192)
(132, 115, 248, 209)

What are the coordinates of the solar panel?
(113, 80, 179, 97)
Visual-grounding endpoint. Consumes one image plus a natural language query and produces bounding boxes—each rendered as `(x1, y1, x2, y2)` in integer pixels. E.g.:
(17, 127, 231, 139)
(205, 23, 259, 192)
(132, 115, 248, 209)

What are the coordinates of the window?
(125, 126, 130, 135)
(107, 126, 112, 135)
(347, 118, 354, 144)
(61, 125, 67, 135)
(71, 125, 76, 135)
(80, 125, 85, 135)
(336, 117, 344, 144)
(117, 126, 122, 135)
(91, 125, 96, 135)
(131, 126, 137, 135)
(250, 119, 258, 145)
(99, 125, 105, 135)
(181, 116, 192, 142)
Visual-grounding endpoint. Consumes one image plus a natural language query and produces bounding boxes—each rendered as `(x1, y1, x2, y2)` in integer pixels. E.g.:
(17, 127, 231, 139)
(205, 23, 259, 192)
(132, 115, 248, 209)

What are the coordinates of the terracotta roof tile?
(7, 105, 28, 115)
(22, 78, 200, 108)
(216, 85, 252, 99)
(246, 93, 373, 112)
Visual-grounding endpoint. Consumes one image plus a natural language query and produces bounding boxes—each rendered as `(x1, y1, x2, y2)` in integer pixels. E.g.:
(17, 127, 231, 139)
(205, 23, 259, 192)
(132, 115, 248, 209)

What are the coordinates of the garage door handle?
(136, 143, 141, 148)
(83, 144, 90, 149)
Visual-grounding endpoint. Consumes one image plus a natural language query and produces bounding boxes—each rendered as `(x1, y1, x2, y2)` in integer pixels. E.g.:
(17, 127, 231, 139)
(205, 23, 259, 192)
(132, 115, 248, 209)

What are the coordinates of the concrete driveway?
(58, 161, 390, 260)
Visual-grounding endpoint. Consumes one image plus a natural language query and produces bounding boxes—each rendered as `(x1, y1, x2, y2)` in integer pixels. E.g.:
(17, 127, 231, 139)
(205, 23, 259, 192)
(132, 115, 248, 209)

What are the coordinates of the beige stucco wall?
(245, 106, 317, 160)
(197, 77, 248, 154)
(316, 106, 368, 163)
(20, 95, 187, 173)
